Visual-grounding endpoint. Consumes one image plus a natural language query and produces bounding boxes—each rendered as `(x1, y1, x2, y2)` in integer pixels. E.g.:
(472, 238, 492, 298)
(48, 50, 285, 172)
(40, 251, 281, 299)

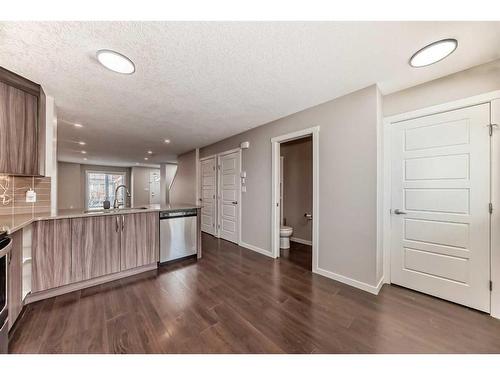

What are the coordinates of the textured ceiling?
(1, 21, 499, 166)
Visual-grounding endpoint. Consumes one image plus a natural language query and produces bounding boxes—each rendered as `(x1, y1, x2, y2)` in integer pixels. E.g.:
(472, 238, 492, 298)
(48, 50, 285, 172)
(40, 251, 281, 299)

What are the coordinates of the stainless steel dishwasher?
(159, 209, 198, 264)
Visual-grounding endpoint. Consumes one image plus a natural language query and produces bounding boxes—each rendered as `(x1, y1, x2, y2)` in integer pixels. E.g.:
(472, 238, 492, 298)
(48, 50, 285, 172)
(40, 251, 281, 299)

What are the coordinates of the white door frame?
(199, 148, 242, 243)
(381, 90, 500, 319)
(271, 126, 320, 270)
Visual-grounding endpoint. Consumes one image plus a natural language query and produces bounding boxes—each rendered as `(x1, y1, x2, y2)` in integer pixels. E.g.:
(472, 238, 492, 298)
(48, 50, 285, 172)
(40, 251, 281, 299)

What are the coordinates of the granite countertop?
(0, 203, 202, 234)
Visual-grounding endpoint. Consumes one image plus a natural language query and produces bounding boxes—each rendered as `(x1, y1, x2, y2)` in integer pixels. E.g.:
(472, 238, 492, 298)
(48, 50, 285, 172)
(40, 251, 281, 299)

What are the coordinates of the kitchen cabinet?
(32, 219, 71, 292)
(0, 67, 46, 176)
(121, 212, 159, 271)
(71, 215, 121, 283)
(8, 230, 23, 330)
(30, 211, 159, 296)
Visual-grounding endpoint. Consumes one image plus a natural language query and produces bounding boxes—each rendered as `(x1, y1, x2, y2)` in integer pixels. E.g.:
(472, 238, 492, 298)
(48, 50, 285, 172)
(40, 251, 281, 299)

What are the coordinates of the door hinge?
(489, 203, 493, 214)
(488, 123, 499, 136)
(490, 280, 493, 291)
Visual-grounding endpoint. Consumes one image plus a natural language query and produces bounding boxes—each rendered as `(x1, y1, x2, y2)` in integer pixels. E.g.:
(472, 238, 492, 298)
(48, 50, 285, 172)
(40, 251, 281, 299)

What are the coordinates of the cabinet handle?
(115, 216, 119, 232)
(121, 215, 125, 231)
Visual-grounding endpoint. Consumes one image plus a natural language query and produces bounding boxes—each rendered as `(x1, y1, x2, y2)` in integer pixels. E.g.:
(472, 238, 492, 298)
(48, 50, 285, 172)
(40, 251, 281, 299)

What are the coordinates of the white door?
(200, 157, 217, 235)
(149, 171, 160, 204)
(218, 151, 240, 243)
(391, 103, 491, 312)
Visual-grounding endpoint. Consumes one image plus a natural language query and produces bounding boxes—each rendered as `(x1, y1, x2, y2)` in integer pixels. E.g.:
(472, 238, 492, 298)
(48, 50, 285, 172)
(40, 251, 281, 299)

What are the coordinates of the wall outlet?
(26, 189, 37, 203)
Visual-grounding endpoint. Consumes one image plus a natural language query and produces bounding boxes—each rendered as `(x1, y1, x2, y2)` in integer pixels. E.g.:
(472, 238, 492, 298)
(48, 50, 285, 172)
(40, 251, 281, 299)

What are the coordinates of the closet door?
(218, 151, 241, 244)
(390, 103, 490, 312)
(200, 156, 217, 236)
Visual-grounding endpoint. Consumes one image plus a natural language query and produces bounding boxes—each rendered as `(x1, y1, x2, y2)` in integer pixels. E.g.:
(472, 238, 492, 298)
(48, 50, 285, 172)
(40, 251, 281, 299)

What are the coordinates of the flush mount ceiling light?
(78, 141, 86, 146)
(164, 139, 171, 144)
(96, 49, 135, 74)
(409, 39, 458, 68)
(81, 150, 87, 154)
(144, 157, 149, 161)
(147, 150, 153, 154)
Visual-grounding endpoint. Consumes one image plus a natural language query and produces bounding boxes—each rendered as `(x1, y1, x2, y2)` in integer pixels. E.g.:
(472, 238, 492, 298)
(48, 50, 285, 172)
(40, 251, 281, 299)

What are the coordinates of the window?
(85, 171, 126, 210)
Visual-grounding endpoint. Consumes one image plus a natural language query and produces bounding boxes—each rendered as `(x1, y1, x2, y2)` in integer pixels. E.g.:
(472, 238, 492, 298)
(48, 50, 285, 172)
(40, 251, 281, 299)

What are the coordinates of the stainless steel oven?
(0, 233, 11, 354)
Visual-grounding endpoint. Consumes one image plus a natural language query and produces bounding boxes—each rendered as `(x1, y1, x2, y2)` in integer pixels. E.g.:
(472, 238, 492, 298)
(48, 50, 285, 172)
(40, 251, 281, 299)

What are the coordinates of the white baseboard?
(290, 237, 312, 246)
(314, 266, 385, 295)
(239, 241, 276, 258)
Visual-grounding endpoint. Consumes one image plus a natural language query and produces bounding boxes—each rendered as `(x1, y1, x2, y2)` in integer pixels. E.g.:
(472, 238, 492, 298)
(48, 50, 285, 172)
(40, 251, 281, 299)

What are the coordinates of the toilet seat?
(280, 226, 293, 236)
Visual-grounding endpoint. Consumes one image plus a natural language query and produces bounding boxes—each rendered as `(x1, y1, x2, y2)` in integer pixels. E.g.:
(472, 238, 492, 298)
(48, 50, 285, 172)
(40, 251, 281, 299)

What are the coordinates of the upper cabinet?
(0, 67, 46, 176)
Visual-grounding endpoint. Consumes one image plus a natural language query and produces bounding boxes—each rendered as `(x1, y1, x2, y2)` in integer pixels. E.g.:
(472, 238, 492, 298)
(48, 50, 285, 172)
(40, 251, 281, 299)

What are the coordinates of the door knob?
(232, 201, 238, 205)
(304, 213, 313, 220)
(393, 209, 407, 215)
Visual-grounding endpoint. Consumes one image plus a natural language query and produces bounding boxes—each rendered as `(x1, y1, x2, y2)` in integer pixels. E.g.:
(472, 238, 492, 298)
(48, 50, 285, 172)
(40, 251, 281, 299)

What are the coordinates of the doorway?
(149, 170, 160, 205)
(199, 149, 241, 244)
(271, 127, 319, 271)
(278, 136, 313, 270)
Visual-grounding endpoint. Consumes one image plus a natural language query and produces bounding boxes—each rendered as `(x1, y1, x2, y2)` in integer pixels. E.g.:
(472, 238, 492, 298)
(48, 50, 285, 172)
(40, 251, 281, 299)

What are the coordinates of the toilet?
(280, 225, 294, 249)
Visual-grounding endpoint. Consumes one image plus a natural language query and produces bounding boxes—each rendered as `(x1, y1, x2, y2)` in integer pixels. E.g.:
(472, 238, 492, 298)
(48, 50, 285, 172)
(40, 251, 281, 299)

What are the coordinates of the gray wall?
(281, 137, 312, 242)
(57, 162, 81, 209)
(170, 150, 197, 204)
(131, 166, 160, 207)
(57, 162, 131, 209)
(384, 58, 500, 116)
(201, 85, 380, 286)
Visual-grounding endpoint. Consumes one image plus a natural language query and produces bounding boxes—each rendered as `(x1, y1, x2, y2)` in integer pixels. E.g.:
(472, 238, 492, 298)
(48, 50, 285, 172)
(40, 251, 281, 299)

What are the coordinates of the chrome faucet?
(113, 184, 131, 209)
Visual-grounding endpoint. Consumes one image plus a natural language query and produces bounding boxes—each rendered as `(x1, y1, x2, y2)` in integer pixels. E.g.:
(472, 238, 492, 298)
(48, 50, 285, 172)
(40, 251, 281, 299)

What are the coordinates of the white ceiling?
(1, 21, 499, 167)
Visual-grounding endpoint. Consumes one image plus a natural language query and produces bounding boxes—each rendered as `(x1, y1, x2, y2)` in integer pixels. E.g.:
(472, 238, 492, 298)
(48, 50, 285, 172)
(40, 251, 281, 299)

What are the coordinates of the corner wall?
(201, 85, 380, 287)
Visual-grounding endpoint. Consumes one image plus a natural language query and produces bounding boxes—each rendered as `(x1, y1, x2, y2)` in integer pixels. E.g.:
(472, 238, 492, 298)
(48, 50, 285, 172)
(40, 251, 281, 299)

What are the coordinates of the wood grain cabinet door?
(120, 212, 158, 271)
(32, 219, 72, 292)
(71, 215, 121, 283)
(8, 230, 23, 330)
(0, 81, 38, 175)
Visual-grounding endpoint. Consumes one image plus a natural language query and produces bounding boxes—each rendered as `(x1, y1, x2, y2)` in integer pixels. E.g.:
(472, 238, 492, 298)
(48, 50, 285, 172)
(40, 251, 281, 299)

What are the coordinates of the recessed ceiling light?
(74, 123, 83, 128)
(83, 158, 88, 161)
(164, 139, 171, 144)
(409, 38, 458, 68)
(78, 141, 86, 146)
(81, 150, 87, 154)
(147, 150, 153, 154)
(144, 157, 149, 161)
(96, 49, 135, 74)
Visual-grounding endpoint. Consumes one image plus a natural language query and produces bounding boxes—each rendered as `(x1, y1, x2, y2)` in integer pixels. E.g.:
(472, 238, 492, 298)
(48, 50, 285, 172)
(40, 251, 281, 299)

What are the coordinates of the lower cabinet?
(8, 230, 23, 330)
(71, 215, 121, 283)
(32, 219, 72, 292)
(121, 212, 159, 271)
(31, 212, 159, 293)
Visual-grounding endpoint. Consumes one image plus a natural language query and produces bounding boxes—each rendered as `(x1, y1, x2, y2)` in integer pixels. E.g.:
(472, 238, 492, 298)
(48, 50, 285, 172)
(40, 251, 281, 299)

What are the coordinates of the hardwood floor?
(9, 233, 500, 353)
(280, 241, 312, 271)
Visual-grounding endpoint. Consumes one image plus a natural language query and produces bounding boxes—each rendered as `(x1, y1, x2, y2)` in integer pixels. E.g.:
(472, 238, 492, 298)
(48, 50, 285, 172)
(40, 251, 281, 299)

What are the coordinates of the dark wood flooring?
(280, 240, 312, 271)
(9, 233, 500, 353)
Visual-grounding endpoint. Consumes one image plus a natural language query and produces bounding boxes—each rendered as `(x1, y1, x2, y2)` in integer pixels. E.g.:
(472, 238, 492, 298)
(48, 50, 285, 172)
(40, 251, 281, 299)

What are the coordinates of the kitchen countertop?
(0, 203, 202, 234)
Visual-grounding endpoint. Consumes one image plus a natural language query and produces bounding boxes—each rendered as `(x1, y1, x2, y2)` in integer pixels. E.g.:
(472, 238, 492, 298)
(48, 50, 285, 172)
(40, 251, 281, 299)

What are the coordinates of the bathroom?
(279, 136, 313, 270)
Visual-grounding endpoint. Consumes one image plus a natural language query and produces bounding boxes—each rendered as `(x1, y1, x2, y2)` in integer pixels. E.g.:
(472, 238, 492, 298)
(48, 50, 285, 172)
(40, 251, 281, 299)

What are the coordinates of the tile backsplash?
(0, 174, 51, 217)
